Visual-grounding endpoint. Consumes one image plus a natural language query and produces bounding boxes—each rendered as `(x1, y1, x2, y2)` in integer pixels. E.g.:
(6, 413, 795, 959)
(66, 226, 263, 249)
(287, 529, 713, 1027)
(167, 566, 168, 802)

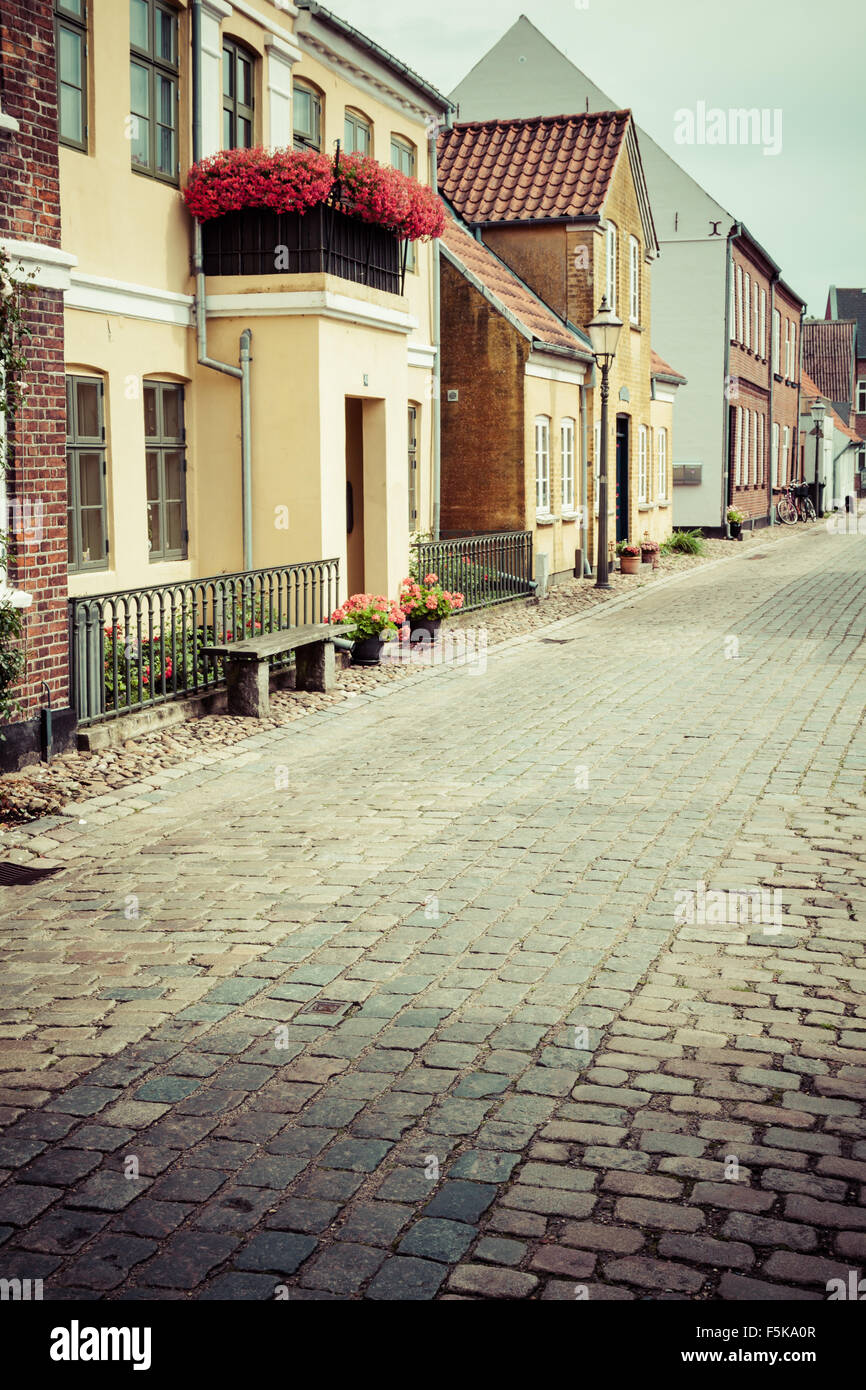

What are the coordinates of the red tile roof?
(651, 349, 686, 384)
(440, 212, 591, 357)
(802, 319, 856, 405)
(437, 111, 632, 225)
(801, 369, 864, 444)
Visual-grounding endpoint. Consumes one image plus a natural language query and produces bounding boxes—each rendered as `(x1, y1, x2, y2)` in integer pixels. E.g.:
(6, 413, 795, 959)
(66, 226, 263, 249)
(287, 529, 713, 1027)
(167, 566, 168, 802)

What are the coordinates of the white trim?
(264, 30, 303, 66)
(295, 28, 443, 122)
(0, 237, 77, 291)
(0, 111, 20, 134)
(526, 352, 587, 385)
(408, 342, 437, 369)
(66, 273, 194, 326)
(205, 288, 417, 334)
(264, 34, 298, 149)
(654, 388, 677, 404)
(233, 0, 299, 44)
(201, 0, 233, 17)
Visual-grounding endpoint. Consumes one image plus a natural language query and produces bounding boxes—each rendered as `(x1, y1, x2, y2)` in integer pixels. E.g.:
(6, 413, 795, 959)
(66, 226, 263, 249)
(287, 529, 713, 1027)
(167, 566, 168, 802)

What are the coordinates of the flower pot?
(351, 634, 386, 666)
(409, 616, 442, 639)
(620, 554, 641, 575)
(640, 547, 657, 565)
(730, 522, 743, 541)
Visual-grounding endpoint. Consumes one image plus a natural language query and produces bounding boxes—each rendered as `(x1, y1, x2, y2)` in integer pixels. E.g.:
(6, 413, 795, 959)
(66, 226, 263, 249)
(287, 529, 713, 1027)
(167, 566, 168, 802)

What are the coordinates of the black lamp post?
(587, 296, 623, 589)
(810, 398, 826, 518)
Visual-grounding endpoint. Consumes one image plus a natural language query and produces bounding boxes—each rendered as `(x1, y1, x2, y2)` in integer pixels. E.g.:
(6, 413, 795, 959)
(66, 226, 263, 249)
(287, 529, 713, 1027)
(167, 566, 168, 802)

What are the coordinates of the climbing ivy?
(0, 247, 32, 732)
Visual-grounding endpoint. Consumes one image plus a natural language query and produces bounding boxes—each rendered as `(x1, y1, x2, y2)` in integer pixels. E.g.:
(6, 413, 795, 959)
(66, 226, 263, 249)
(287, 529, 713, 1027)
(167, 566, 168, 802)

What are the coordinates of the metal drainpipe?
(191, 0, 253, 570)
(721, 228, 735, 530)
(581, 373, 593, 575)
(768, 273, 778, 527)
(431, 108, 452, 542)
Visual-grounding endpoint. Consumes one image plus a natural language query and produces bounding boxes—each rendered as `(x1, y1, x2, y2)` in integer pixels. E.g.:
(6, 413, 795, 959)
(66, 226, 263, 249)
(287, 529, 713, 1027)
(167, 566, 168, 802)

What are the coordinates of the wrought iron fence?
(413, 531, 535, 613)
(70, 559, 340, 726)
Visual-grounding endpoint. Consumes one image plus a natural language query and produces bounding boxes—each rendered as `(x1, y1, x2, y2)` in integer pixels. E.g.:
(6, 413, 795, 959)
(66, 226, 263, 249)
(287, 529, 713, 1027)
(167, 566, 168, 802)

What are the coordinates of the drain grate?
(0, 860, 64, 887)
(299, 998, 345, 1015)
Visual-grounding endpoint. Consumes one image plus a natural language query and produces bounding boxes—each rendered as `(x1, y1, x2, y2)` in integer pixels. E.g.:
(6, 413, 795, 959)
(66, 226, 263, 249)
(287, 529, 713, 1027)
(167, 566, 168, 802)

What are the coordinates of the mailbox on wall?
(673, 464, 702, 486)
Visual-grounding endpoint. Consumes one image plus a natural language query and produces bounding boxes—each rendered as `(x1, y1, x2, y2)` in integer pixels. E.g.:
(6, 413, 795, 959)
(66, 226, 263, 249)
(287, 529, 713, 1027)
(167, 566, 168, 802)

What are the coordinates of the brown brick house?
(438, 110, 676, 571)
(0, 0, 74, 770)
(822, 289, 866, 491)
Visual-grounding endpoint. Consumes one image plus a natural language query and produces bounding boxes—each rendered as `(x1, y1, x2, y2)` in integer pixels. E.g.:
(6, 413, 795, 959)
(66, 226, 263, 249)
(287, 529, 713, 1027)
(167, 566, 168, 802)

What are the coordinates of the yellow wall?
(523, 372, 585, 579)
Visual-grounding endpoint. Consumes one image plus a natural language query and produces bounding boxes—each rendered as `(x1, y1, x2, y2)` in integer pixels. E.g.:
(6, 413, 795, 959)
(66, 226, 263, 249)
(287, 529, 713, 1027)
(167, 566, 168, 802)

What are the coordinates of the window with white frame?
(606, 222, 617, 313)
(535, 415, 551, 515)
(734, 407, 742, 487)
(782, 425, 790, 484)
(742, 410, 749, 486)
(856, 380, 866, 414)
(744, 273, 751, 350)
(753, 283, 760, 355)
(593, 420, 601, 514)
(561, 418, 576, 513)
(629, 236, 640, 324)
(772, 422, 780, 487)
(638, 425, 648, 503)
(736, 265, 743, 344)
(789, 321, 797, 379)
(784, 319, 791, 378)
(760, 289, 767, 358)
(772, 309, 781, 374)
(657, 427, 667, 499)
(729, 268, 736, 341)
(751, 410, 758, 485)
(759, 413, 765, 485)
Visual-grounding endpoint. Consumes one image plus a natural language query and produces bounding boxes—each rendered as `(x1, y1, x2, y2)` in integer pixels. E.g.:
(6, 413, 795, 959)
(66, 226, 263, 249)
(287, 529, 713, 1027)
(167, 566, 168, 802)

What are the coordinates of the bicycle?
(776, 483, 816, 525)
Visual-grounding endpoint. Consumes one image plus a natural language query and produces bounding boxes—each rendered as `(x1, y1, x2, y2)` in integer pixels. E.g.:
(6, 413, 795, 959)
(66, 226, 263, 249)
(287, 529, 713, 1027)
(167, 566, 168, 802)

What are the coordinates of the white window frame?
(744, 273, 751, 350)
(773, 309, 781, 374)
(638, 425, 648, 503)
(789, 321, 797, 380)
(561, 418, 576, 513)
(535, 415, 551, 516)
(729, 267, 736, 341)
(782, 425, 790, 484)
(629, 236, 640, 324)
(657, 427, 667, 500)
(742, 409, 749, 486)
(759, 413, 765, 486)
(734, 407, 742, 487)
(753, 283, 760, 355)
(606, 222, 617, 313)
(772, 422, 780, 487)
(857, 380, 866, 413)
(736, 265, 743, 344)
(760, 289, 767, 358)
(751, 410, 758, 485)
(784, 319, 791, 378)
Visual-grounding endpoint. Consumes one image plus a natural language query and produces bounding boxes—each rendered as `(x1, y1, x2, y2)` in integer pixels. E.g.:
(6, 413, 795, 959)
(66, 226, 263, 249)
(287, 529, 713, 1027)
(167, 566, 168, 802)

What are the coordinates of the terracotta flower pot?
(620, 554, 641, 575)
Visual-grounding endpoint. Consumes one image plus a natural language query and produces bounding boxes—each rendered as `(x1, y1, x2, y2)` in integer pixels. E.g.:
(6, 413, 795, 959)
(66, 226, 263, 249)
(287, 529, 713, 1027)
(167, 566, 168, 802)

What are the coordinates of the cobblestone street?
(1, 525, 865, 1301)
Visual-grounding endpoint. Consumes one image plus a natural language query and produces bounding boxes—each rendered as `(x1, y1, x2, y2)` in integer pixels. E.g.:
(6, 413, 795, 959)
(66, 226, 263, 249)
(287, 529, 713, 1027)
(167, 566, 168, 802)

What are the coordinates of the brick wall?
(440, 260, 527, 536)
(1, 0, 70, 759)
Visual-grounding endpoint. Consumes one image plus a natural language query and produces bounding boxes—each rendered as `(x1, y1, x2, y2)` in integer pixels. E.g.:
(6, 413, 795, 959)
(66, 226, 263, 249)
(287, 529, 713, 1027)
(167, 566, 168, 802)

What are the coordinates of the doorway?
(615, 416, 630, 543)
(345, 398, 365, 595)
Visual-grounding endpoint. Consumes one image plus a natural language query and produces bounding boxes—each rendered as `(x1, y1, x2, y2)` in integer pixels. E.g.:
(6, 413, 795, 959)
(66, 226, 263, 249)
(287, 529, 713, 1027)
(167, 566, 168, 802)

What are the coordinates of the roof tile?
(802, 320, 856, 405)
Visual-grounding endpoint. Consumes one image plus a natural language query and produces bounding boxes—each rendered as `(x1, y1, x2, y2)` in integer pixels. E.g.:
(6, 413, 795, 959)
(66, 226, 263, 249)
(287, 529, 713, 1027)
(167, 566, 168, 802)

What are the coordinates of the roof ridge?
(451, 109, 632, 129)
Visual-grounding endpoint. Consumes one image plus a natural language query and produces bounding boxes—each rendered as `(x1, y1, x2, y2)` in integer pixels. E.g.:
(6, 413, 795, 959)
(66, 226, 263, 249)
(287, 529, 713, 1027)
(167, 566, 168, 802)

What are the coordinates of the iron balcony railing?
(70, 559, 340, 726)
(414, 531, 535, 613)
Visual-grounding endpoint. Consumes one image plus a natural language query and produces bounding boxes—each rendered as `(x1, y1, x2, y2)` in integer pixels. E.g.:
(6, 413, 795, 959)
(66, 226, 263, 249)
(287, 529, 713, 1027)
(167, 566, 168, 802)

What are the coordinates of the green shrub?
(661, 528, 706, 556)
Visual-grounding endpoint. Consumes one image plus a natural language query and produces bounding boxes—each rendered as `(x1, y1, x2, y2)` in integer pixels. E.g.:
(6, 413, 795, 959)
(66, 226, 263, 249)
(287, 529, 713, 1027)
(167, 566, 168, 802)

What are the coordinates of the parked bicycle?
(776, 482, 817, 525)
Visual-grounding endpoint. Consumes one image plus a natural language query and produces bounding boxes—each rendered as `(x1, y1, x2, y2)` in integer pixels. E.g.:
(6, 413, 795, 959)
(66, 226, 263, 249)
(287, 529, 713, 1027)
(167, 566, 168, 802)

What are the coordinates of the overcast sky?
(331, 0, 866, 317)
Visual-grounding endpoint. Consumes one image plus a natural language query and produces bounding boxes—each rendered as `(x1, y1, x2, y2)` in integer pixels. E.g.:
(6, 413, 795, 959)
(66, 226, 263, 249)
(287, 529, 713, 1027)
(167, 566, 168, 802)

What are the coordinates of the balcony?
(202, 205, 405, 296)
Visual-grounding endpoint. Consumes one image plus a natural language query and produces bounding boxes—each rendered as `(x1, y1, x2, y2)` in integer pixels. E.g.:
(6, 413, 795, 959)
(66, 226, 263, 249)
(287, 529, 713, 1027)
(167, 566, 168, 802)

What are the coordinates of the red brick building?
(0, 0, 75, 770)
(824, 288, 866, 490)
(727, 231, 804, 527)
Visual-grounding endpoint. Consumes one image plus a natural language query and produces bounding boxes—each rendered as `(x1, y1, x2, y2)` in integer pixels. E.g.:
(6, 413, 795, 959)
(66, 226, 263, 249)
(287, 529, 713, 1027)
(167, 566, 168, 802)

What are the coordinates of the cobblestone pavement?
(0, 524, 864, 1300)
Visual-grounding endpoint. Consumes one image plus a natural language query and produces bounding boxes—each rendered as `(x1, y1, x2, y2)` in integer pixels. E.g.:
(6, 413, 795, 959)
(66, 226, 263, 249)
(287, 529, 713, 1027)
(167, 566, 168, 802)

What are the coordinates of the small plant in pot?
(727, 507, 745, 541)
(640, 533, 660, 567)
(329, 593, 405, 666)
(398, 574, 464, 638)
(617, 541, 642, 575)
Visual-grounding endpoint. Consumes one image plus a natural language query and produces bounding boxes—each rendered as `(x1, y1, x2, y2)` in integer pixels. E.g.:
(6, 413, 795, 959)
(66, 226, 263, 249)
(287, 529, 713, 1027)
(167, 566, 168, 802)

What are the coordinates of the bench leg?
(226, 658, 270, 717)
(295, 639, 335, 693)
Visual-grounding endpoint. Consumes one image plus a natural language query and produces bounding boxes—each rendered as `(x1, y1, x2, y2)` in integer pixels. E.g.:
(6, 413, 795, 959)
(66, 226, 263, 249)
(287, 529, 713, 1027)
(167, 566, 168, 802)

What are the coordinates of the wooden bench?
(202, 624, 344, 718)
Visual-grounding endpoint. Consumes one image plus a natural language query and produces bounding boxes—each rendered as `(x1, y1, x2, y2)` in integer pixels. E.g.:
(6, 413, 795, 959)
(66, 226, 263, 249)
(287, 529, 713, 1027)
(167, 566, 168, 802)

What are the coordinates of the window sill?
(0, 111, 20, 133)
(535, 514, 555, 527)
(561, 512, 581, 522)
(638, 503, 653, 512)
(657, 500, 671, 508)
(0, 585, 33, 609)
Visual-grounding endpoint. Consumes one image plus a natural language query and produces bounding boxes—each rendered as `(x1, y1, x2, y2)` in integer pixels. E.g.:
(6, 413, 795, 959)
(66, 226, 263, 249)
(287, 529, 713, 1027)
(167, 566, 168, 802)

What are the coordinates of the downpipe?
(191, 0, 253, 571)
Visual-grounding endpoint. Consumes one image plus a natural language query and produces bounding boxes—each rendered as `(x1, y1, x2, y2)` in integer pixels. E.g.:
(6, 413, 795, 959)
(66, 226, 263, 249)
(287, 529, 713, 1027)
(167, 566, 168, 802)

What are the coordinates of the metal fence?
(70, 559, 340, 726)
(414, 531, 535, 612)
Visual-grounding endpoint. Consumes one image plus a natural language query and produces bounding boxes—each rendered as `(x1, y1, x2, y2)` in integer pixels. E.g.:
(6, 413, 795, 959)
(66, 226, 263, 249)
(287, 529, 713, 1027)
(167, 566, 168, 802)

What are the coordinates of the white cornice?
(205, 287, 417, 334)
(264, 31, 302, 66)
(296, 31, 433, 123)
(408, 343, 437, 369)
(0, 238, 77, 291)
(201, 0, 233, 18)
(66, 273, 194, 326)
(527, 351, 587, 384)
(232, 0, 299, 46)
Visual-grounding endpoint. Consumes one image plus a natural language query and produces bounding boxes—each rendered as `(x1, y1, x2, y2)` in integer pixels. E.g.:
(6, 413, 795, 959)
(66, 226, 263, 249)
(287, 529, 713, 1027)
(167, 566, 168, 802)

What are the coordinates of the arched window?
(293, 79, 322, 151)
(638, 425, 648, 503)
(657, 428, 668, 499)
(561, 418, 576, 512)
(144, 380, 188, 562)
(606, 222, 618, 313)
(223, 38, 255, 149)
(66, 374, 108, 572)
(535, 416, 551, 516)
(344, 108, 371, 155)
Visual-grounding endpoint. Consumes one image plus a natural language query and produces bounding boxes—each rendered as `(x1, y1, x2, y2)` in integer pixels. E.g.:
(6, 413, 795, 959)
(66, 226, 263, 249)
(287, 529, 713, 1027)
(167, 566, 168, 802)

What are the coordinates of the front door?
(616, 417, 630, 543)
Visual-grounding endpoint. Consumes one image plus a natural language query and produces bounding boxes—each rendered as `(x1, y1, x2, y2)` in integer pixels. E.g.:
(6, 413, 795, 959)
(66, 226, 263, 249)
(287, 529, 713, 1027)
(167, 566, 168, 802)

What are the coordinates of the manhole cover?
(0, 861, 64, 886)
(299, 998, 345, 1015)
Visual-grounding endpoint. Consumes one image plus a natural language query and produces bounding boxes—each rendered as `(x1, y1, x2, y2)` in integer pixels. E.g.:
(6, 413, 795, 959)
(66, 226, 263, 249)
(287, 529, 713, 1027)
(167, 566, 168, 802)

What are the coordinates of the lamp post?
(810, 398, 826, 517)
(587, 296, 623, 589)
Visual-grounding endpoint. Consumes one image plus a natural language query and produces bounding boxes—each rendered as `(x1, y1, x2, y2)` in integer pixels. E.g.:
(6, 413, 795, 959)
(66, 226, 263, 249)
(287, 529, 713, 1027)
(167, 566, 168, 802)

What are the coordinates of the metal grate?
(299, 998, 346, 1016)
(0, 861, 64, 886)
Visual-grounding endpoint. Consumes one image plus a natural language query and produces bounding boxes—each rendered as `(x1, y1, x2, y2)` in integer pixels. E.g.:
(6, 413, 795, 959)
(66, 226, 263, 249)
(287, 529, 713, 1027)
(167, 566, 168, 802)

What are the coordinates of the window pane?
(223, 47, 234, 98)
(162, 388, 182, 441)
(130, 60, 149, 114)
(60, 0, 84, 16)
(157, 73, 173, 125)
(164, 451, 183, 500)
(59, 27, 82, 84)
(148, 500, 161, 555)
(223, 109, 233, 149)
(146, 451, 160, 501)
(130, 0, 149, 51)
(156, 8, 176, 65)
(76, 380, 101, 438)
(143, 385, 158, 439)
(165, 501, 183, 553)
(79, 452, 103, 506)
(60, 85, 84, 143)
(238, 117, 251, 148)
(295, 88, 310, 132)
(81, 507, 104, 563)
(239, 56, 252, 107)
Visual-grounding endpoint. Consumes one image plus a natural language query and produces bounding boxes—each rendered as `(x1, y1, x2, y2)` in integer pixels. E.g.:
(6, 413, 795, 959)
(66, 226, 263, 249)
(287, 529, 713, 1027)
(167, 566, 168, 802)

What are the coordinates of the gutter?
(431, 112, 451, 541)
(581, 371, 594, 576)
(722, 229, 734, 525)
(768, 270, 778, 526)
(191, 0, 254, 570)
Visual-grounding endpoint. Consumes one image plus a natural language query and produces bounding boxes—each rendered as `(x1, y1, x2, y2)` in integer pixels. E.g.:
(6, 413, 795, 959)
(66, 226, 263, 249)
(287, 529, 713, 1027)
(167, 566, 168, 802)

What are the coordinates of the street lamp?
(811, 398, 826, 517)
(587, 296, 623, 588)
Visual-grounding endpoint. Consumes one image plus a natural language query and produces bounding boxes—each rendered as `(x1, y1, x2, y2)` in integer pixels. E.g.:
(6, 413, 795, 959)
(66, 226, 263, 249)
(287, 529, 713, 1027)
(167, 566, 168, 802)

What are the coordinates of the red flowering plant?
(183, 146, 446, 242)
(329, 593, 406, 640)
(398, 573, 465, 622)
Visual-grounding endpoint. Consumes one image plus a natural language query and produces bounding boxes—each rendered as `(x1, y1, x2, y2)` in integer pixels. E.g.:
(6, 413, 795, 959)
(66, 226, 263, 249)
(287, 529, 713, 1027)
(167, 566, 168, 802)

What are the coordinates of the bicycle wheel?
(777, 495, 797, 525)
(802, 497, 817, 522)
